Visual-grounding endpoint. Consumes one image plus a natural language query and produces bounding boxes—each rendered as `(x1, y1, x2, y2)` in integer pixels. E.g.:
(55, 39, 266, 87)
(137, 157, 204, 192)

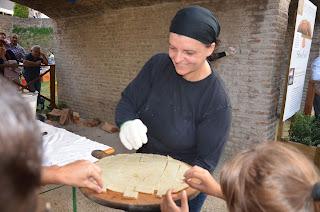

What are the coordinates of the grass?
(39, 81, 57, 112)
(41, 81, 50, 97)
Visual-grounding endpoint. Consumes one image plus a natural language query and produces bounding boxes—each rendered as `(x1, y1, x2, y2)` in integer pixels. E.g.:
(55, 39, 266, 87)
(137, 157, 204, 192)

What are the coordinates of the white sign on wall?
(283, 0, 317, 121)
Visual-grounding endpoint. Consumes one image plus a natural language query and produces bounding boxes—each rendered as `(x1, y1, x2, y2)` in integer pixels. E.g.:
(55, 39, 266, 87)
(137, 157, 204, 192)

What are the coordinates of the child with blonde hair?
(162, 142, 320, 212)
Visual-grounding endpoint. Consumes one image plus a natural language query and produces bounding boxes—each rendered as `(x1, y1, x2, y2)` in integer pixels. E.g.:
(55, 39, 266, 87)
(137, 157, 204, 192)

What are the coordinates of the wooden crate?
(284, 141, 320, 168)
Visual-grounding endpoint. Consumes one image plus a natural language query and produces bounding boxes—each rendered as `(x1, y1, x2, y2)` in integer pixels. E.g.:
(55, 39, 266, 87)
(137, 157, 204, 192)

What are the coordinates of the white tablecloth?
(38, 121, 111, 166)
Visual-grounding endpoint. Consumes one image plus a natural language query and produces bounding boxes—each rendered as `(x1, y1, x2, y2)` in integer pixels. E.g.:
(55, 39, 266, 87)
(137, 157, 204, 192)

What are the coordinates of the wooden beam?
(49, 65, 56, 108)
(304, 80, 315, 115)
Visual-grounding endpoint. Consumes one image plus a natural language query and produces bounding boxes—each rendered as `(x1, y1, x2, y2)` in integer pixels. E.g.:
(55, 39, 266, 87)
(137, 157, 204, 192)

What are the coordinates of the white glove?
(119, 119, 148, 150)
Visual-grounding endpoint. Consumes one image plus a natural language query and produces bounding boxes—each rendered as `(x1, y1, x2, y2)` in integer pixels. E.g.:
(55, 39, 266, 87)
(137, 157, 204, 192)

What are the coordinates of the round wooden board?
(80, 186, 199, 211)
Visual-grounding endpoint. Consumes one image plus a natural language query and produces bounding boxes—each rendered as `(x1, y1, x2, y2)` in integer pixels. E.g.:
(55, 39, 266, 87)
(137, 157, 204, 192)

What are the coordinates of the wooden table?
(79, 151, 199, 211)
(80, 186, 199, 212)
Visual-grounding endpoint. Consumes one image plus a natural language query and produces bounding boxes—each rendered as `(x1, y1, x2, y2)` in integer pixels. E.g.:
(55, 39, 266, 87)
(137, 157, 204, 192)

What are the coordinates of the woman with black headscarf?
(115, 5, 231, 211)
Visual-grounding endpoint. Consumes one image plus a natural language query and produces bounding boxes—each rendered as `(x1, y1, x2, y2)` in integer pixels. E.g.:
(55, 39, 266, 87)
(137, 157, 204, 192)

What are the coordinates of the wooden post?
(276, 5, 299, 141)
(304, 80, 315, 115)
(277, 92, 286, 141)
(49, 65, 56, 108)
(72, 187, 77, 212)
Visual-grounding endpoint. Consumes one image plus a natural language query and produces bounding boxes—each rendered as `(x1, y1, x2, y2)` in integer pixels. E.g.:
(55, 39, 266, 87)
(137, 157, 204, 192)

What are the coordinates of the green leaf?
(13, 3, 29, 18)
(289, 112, 320, 146)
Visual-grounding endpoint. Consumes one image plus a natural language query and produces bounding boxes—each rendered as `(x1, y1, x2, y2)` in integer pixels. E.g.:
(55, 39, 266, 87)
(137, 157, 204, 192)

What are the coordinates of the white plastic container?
(48, 53, 55, 65)
(21, 92, 38, 118)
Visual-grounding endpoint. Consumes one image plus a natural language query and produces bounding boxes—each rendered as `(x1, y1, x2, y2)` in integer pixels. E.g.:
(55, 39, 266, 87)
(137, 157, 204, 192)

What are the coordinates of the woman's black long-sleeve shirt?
(116, 53, 231, 172)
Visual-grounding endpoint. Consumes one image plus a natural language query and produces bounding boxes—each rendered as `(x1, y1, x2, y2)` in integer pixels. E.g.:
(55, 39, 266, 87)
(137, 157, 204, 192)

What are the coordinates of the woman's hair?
(220, 142, 320, 212)
(0, 77, 42, 212)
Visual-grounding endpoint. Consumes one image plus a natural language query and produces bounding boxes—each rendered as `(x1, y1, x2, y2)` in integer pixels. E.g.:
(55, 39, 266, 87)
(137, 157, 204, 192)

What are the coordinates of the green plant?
(289, 113, 320, 146)
(13, 3, 29, 18)
(312, 118, 320, 146)
(11, 26, 54, 53)
(12, 26, 53, 35)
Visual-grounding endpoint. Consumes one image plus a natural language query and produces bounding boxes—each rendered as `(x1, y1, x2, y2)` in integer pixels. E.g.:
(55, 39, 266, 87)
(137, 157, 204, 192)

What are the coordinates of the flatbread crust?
(96, 153, 190, 199)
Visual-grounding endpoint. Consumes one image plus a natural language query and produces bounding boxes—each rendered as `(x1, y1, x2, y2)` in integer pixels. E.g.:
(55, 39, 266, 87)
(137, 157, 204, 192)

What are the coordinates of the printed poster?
(283, 0, 317, 121)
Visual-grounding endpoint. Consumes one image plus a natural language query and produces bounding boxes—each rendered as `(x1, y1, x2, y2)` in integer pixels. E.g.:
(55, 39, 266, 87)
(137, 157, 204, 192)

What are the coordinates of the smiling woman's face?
(168, 33, 215, 81)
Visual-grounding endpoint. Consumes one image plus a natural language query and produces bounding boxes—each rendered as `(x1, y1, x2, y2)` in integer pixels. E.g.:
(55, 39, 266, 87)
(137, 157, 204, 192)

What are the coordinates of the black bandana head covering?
(169, 6, 220, 45)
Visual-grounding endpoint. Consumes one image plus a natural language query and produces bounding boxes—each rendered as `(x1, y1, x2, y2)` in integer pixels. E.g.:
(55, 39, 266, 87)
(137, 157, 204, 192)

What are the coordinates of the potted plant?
(286, 112, 320, 167)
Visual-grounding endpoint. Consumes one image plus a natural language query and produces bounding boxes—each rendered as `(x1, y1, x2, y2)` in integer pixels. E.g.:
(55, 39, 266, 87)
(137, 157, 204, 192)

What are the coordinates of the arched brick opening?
(10, 0, 319, 161)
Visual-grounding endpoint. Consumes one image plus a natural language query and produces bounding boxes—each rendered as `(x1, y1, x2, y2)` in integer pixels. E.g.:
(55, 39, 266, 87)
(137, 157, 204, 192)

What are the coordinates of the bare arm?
(184, 166, 224, 200)
(0, 59, 18, 68)
(0, 63, 17, 68)
(23, 59, 41, 67)
(41, 160, 103, 193)
(40, 52, 48, 65)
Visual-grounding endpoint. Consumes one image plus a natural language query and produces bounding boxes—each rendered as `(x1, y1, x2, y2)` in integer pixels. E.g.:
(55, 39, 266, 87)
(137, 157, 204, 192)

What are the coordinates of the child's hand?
(184, 166, 223, 199)
(160, 189, 189, 212)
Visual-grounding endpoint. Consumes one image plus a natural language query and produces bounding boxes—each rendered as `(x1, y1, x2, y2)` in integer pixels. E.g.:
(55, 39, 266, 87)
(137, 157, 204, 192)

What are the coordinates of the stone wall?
(53, 0, 291, 158)
(0, 15, 55, 53)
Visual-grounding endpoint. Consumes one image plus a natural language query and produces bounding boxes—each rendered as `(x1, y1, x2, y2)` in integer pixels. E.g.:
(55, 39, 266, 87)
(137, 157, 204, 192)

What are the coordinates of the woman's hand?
(160, 189, 189, 212)
(184, 166, 223, 199)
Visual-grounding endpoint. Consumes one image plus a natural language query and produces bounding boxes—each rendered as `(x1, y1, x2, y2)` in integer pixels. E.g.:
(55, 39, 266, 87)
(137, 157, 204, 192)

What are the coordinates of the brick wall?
(52, 0, 292, 158)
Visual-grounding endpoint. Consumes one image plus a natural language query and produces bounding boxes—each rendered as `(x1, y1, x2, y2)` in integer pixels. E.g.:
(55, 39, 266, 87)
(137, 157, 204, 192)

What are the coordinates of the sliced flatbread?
(123, 188, 139, 199)
(97, 153, 190, 199)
